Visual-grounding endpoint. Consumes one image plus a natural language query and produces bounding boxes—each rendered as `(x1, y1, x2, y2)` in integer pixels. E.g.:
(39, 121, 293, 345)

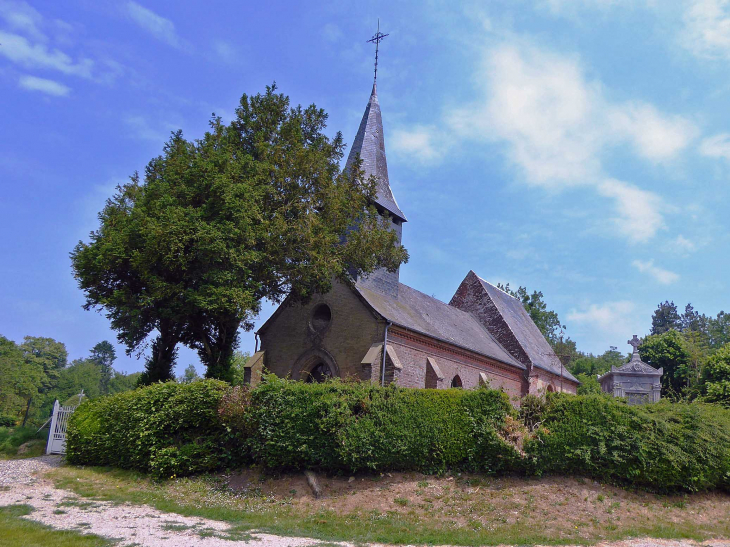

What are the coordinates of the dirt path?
(0, 457, 729, 547)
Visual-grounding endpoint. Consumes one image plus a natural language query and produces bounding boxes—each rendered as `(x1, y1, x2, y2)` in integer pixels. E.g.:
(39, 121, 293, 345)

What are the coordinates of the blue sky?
(1, 0, 729, 374)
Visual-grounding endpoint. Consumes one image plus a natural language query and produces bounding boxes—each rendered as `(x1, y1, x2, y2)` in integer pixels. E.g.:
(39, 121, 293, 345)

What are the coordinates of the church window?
(451, 375, 463, 388)
(305, 362, 332, 383)
(311, 304, 332, 333)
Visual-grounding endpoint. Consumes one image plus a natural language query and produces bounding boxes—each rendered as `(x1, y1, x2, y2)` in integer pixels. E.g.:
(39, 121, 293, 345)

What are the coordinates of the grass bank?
(0, 427, 46, 459)
(0, 504, 112, 547)
(46, 465, 730, 546)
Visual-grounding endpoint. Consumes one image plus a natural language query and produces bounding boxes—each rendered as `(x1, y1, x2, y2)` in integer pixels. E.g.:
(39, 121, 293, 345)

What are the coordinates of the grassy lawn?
(0, 504, 112, 547)
(46, 465, 730, 546)
(0, 427, 47, 459)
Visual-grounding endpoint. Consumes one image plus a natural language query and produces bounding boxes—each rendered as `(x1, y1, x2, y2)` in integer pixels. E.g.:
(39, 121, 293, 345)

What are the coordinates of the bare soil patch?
(226, 468, 730, 538)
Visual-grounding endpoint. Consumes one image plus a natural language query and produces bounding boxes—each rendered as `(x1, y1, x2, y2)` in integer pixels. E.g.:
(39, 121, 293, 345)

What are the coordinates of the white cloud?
(323, 23, 343, 43)
(699, 132, 730, 159)
(567, 301, 636, 333)
(0, 30, 93, 77)
(672, 234, 697, 253)
(0, 0, 45, 42)
(212, 40, 238, 64)
(391, 126, 444, 164)
(445, 42, 695, 187)
(409, 40, 696, 243)
(125, 1, 182, 48)
(598, 179, 666, 242)
(18, 74, 69, 96)
(607, 102, 697, 161)
(632, 259, 680, 284)
(681, 0, 730, 59)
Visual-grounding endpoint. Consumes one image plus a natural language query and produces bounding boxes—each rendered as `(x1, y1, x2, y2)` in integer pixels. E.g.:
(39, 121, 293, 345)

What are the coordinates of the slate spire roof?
(345, 84, 406, 221)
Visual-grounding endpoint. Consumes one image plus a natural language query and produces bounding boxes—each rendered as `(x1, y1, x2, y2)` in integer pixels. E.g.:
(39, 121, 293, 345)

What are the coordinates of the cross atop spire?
(367, 19, 388, 87)
(628, 335, 642, 355)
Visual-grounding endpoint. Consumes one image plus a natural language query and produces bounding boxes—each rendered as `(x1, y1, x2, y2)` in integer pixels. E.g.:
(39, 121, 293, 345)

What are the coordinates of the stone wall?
(259, 280, 384, 381)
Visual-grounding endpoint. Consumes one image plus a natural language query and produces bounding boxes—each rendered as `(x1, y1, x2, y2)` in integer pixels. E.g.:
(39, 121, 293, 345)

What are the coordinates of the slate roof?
(356, 281, 525, 369)
(345, 84, 406, 221)
(474, 277, 578, 383)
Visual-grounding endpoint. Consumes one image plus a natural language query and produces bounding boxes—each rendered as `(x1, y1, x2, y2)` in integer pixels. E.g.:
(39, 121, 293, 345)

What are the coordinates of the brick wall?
(388, 327, 523, 402)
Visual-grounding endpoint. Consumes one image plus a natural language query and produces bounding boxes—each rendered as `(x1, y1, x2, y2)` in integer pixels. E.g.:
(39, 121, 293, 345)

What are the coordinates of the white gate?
(46, 400, 77, 455)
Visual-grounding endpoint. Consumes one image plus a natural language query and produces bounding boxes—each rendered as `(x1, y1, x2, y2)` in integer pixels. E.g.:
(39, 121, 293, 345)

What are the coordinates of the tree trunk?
(140, 322, 179, 384)
(21, 397, 32, 427)
(201, 316, 241, 383)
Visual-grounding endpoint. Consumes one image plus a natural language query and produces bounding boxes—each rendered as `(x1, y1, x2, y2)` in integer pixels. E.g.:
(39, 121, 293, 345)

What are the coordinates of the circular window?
(311, 303, 332, 333)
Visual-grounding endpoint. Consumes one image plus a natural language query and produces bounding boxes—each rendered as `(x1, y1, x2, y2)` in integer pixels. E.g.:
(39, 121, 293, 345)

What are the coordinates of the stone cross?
(628, 335, 642, 355)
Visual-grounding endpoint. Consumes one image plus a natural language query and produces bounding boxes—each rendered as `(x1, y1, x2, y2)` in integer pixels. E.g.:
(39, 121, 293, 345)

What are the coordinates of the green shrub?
(249, 376, 519, 474)
(66, 380, 246, 479)
(524, 394, 730, 492)
(0, 415, 16, 427)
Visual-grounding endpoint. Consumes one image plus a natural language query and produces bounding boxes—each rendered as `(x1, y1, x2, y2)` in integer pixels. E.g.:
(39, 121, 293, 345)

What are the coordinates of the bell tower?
(346, 23, 407, 297)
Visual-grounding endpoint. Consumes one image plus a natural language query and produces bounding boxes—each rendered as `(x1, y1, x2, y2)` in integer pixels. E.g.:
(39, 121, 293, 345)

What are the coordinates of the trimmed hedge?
(66, 379, 730, 491)
(248, 376, 519, 474)
(524, 394, 730, 492)
(66, 380, 246, 479)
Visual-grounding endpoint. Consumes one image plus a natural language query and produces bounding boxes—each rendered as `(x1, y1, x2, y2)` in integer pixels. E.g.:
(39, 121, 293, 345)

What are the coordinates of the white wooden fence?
(46, 400, 77, 455)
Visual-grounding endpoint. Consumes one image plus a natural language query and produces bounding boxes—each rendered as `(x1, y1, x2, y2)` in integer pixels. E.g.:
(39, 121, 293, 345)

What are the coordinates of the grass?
(45, 465, 730, 546)
(0, 427, 47, 459)
(0, 504, 113, 547)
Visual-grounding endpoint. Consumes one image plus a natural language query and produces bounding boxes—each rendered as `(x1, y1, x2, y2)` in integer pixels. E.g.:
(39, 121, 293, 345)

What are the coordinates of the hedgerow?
(524, 394, 730, 492)
(248, 375, 519, 474)
(66, 378, 730, 491)
(66, 380, 246, 479)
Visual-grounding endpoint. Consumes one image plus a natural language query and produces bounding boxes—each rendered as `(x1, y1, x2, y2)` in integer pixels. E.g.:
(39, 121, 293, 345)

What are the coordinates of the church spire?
(344, 23, 406, 222)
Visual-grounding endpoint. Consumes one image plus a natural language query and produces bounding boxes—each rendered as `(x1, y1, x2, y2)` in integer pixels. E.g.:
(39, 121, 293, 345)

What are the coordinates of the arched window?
(305, 362, 332, 383)
(546, 384, 556, 393)
(451, 375, 463, 389)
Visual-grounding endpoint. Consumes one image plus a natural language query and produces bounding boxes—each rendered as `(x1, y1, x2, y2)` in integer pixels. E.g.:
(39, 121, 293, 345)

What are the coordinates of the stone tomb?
(598, 335, 662, 404)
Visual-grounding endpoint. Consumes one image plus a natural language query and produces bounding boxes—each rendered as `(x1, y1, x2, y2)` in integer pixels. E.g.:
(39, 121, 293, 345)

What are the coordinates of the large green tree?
(89, 341, 116, 395)
(651, 301, 682, 335)
(702, 344, 730, 407)
(72, 85, 408, 383)
(639, 330, 691, 397)
(0, 336, 44, 423)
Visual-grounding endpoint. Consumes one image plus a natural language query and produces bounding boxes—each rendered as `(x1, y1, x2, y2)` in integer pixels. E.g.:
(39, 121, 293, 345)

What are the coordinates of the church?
(246, 75, 579, 402)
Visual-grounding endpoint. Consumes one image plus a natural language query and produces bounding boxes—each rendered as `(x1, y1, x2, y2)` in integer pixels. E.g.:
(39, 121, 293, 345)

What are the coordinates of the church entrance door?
(305, 362, 333, 383)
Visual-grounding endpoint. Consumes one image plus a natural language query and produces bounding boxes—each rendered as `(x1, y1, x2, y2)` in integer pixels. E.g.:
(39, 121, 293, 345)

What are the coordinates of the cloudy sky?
(1, 0, 728, 373)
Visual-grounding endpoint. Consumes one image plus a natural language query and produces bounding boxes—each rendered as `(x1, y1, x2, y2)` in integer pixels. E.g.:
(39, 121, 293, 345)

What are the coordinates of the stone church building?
(247, 82, 579, 401)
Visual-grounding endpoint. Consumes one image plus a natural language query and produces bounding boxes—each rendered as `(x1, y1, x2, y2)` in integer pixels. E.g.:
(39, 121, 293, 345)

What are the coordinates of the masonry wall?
(388, 327, 524, 402)
(259, 280, 384, 380)
(530, 367, 578, 395)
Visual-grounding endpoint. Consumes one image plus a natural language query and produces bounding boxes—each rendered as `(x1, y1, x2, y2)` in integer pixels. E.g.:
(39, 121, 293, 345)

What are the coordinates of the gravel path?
(0, 457, 728, 547)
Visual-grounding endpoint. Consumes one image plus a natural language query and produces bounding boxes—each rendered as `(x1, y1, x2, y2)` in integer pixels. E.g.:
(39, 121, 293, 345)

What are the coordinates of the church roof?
(345, 84, 406, 221)
(356, 281, 525, 369)
(473, 276, 578, 383)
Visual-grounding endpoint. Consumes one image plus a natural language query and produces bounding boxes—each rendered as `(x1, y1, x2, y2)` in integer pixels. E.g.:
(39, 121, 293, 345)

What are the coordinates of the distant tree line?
(0, 336, 141, 427)
(503, 287, 730, 406)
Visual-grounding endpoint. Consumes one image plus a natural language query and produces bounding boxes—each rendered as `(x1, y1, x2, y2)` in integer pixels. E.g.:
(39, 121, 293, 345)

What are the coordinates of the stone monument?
(598, 335, 662, 404)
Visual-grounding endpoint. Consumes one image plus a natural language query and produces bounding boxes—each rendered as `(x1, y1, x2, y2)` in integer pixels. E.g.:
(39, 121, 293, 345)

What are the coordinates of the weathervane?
(367, 19, 389, 86)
